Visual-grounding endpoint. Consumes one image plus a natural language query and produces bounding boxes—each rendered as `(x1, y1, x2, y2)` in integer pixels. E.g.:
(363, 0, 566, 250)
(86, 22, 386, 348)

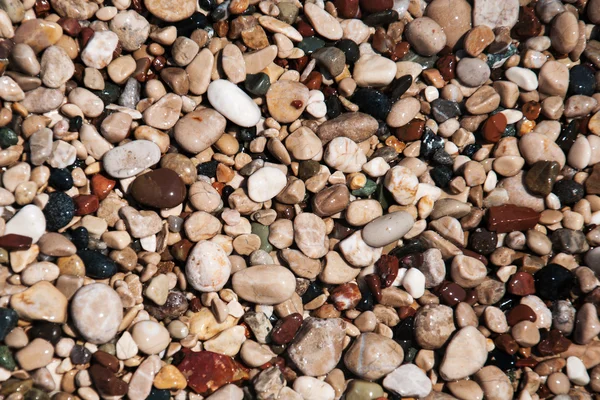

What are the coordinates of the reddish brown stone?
(92, 351, 119, 373)
(482, 113, 507, 143)
(436, 54, 457, 81)
(129, 168, 186, 209)
(171, 239, 194, 262)
(522, 101, 541, 120)
(372, 28, 392, 54)
(74, 195, 99, 216)
(330, 283, 362, 311)
(79, 27, 94, 49)
(334, 0, 359, 18)
(34, 0, 51, 16)
(364, 274, 382, 302)
(189, 297, 202, 313)
(461, 248, 489, 266)
(91, 174, 116, 201)
(58, 18, 81, 37)
(289, 56, 309, 72)
(537, 329, 572, 356)
(394, 119, 425, 142)
(296, 20, 315, 37)
(389, 42, 410, 61)
(435, 281, 466, 306)
(398, 306, 416, 319)
(516, 358, 538, 368)
(507, 272, 535, 296)
(214, 20, 229, 37)
(134, 58, 151, 82)
(376, 254, 399, 288)
(495, 333, 519, 355)
(89, 365, 128, 397)
(0, 234, 32, 251)
(359, 0, 392, 13)
(271, 313, 303, 345)
(152, 55, 167, 72)
(487, 205, 540, 233)
(512, 6, 543, 40)
(506, 304, 537, 326)
(303, 71, 322, 90)
(176, 350, 249, 395)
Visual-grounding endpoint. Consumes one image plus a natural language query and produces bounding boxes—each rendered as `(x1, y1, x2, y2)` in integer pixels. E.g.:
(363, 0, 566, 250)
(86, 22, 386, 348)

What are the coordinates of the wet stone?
(43, 192, 75, 231)
(469, 228, 497, 255)
(552, 179, 584, 206)
(0, 308, 18, 341)
(569, 65, 596, 96)
(525, 161, 560, 197)
(78, 250, 118, 279)
(431, 99, 461, 123)
(487, 205, 540, 233)
(130, 169, 186, 209)
(535, 264, 574, 301)
(351, 89, 391, 121)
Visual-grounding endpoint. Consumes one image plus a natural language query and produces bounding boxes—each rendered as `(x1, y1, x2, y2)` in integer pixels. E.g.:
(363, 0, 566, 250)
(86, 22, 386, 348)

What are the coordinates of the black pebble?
(0, 308, 18, 341)
(393, 316, 414, 351)
(302, 281, 324, 304)
(70, 227, 89, 251)
(469, 228, 498, 255)
(199, 0, 216, 10)
(244, 73, 271, 96)
(462, 143, 481, 158)
(363, 10, 399, 26)
(335, 39, 360, 64)
(356, 289, 374, 311)
(28, 322, 62, 344)
(552, 179, 584, 205)
(196, 160, 218, 178)
(70, 345, 92, 365)
(535, 263, 574, 301)
(48, 169, 74, 191)
(351, 88, 391, 121)
(238, 126, 257, 142)
(431, 99, 461, 123)
(430, 166, 452, 188)
(432, 149, 453, 166)
(486, 348, 516, 371)
(389, 75, 413, 102)
(69, 116, 83, 132)
(556, 119, 579, 152)
(420, 129, 444, 159)
(569, 64, 596, 96)
(325, 96, 342, 119)
(78, 250, 118, 279)
(44, 192, 75, 232)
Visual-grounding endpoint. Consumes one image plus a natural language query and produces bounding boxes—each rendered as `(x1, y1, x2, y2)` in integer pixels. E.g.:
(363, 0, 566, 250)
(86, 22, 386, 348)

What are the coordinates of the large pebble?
(266, 80, 310, 123)
(518, 132, 566, 168)
(102, 140, 161, 178)
(142, 93, 182, 130)
(362, 211, 414, 247)
(339, 231, 382, 267)
(173, 108, 226, 154)
(71, 283, 123, 344)
(405, 17, 446, 56)
(473, 0, 519, 28)
(131, 320, 170, 354)
(185, 241, 231, 292)
(10, 281, 68, 323)
(317, 112, 378, 144)
(5, 204, 45, 243)
(109, 10, 150, 52)
(353, 55, 396, 87)
(293, 377, 335, 400)
(384, 166, 419, 205)
(304, 3, 342, 40)
(426, 0, 472, 48)
(247, 166, 288, 202)
(40, 46, 74, 88)
(81, 31, 119, 69)
(439, 326, 488, 380)
(324, 137, 367, 173)
(344, 333, 404, 380)
(383, 364, 432, 399)
(207, 80, 261, 127)
(232, 265, 296, 305)
(144, 0, 195, 22)
(288, 318, 345, 376)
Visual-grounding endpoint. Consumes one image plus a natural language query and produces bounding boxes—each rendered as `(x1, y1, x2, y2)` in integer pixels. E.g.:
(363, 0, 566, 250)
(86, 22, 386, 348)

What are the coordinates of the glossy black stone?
(210, 1, 229, 20)
(469, 228, 498, 255)
(552, 179, 584, 205)
(363, 10, 399, 26)
(335, 39, 360, 64)
(551, 228, 588, 255)
(390, 238, 427, 259)
(48, 168, 74, 191)
(92, 82, 120, 106)
(376, 120, 391, 139)
(393, 316, 414, 344)
(556, 119, 579, 152)
(462, 143, 481, 158)
(44, 192, 75, 231)
(302, 281, 324, 304)
(432, 149, 453, 166)
(325, 95, 342, 119)
(199, 0, 216, 10)
(297, 37, 325, 54)
(0, 308, 17, 341)
(148, 388, 171, 400)
(69, 116, 83, 132)
(486, 348, 516, 371)
(430, 166, 452, 188)
(244, 73, 271, 96)
(568, 64, 596, 96)
(238, 126, 257, 142)
(497, 293, 520, 311)
(78, 250, 118, 279)
(420, 129, 444, 159)
(0, 127, 17, 149)
(431, 98, 461, 123)
(69, 227, 89, 251)
(535, 263, 574, 301)
(70, 345, 92, 365)
(356, 288, 374, 311)
(28, 322, 62, 344)
(351, 88, 391, 120)
(389, 75, 413, 102)
(196, 160, 218, 178)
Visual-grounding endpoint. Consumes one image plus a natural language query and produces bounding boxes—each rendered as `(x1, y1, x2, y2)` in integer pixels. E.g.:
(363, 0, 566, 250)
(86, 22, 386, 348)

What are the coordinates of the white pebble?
(403, 268, 425, 299)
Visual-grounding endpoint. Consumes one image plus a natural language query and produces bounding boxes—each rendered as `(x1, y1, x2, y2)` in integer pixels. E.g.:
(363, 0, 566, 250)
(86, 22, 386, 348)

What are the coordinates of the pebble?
(5, 204, 45, 243)
(473, 0, 519, 28)
(353, 55, 396, 87)
(344, 333, 404, 380)
(474, 366, 514, 400)
(15, 338, 54, 371)
(293, 376, 335, 400)
(71, 283, 122, 344)
(102, 140, 161, 178)
(288, 318, 345, 376)
(81, 31, 119, 69)
(130, 168, 186, 209)
(414, 304, 455, 349)
(384, 166, 418, 205)
(383, 364, 432, 398)
(505, 67, 538, 91)
(362, 211, 414, 247)
(405, 17, 447, 56)
(131, 320, 170, 354)
(10, 281, 68, 323)
(174, 108, 226, 154)
(247, 166, 287, 202)
(232, 265, 296, 304)
(439, 326, 488, 380)
(207, 80, 261, 127)
(425, 0, 471, 48)
(304, 3, 342, 40)
(456, 58, 490, 87)
(144, 0, 195, 21)
(109, 10, 150, 51)
(186, 241, 231, 292)
(266, 80, 309, 124)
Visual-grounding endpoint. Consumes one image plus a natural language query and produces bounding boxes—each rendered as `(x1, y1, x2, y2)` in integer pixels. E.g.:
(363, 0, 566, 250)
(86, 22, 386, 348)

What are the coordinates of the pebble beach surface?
(1, 0, 600, 399)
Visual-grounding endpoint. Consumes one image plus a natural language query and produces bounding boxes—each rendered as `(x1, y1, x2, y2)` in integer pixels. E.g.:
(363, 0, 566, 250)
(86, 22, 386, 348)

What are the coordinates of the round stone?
(535, 264, 574, 301)
(43, 192, 75, 231)
(71, 283, 123, 344)
(247, 166, 287, 203)
(130, 320, 170, 354)
(185, 241, 231, 292)
(129, 168, 186, 209)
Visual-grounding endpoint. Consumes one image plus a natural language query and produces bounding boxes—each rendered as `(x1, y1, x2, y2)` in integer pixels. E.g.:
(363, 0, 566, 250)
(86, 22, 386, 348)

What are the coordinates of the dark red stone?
(330, 283, 362, 310)
(507, 272, 535, 296)
(176, 350, 249, 395)
(34, 0, 51, 16)
(89, 365, 128, 397)
(482, 113, 507, 143)
(435, 281, 466, 306)
(436, 54, 457, 81)
(74, 195, 99, 216)
(364, 274, 382, 302)
(334, 0, 359, 18)
(303, 71, 322, 90)
(129, 168, 186, 209)
(271, 313, 303, 345)
(91, 174, 116, 201)
(495, 333, 518, 355)
(79, 27, 95, 49)
(512, 6, 543, 40)
(375, 254, 399, 287)
(296, 19, 315, 37)
(516, 358, 538, 368)
(58, 18, 81, 37)
(359, 0, 392, 13)
(92, 351, 119, 373)
(395, 119, 425, 142)
(0, 234, 32, 251)
(487, 205, 540, 233)
(506, 304, 537, 326)
(537, 329, 572, 356)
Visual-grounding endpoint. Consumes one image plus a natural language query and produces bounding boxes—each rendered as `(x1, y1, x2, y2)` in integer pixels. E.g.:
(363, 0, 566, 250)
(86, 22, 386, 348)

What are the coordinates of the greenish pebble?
(0, 346, 15, 370)
(298, 160, 320, 181)
(251, 222, 272, 253)
(244, 73, 271, 96)
(0, 248, 8, 264)
(405, 347, 418, 362)
(297, 37, 326, 55)
(401, 50, 438, 68)
(376, 183, 395, 211)
(352, 179, 377, 197)
(0, 127, 17, 149)
(98, 343, 116, 356)
(25, 388, 50, 400)
(487, 44, 517, 68)
(276, 2, 299, 25)
(92, 82, 121, 105)
(0, 308, 18, 341)
(0, 379, 32, 396)
(345, 380, 384, 400)
(148, 388, 171, 400)
(502, 124, 516, 137)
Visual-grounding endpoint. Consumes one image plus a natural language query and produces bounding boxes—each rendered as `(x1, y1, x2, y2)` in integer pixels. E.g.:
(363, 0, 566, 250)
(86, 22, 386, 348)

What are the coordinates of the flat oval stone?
(232, 265, 296, 305)
(103, 140, 161, 178)
(362, 211, 414, 247)
(312, 184, 350, 217)
(185, 241, 232, 292)
(174, 108, 226, 154)
(207, 80, 260, 128)
(439, 326, 488, 381)
(131, 321, 170, 354)
(13, 19, 63, 53)
(71, 283, 123, 344)
(130, 169, 186, 209)
(426, 0, 472, 48)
